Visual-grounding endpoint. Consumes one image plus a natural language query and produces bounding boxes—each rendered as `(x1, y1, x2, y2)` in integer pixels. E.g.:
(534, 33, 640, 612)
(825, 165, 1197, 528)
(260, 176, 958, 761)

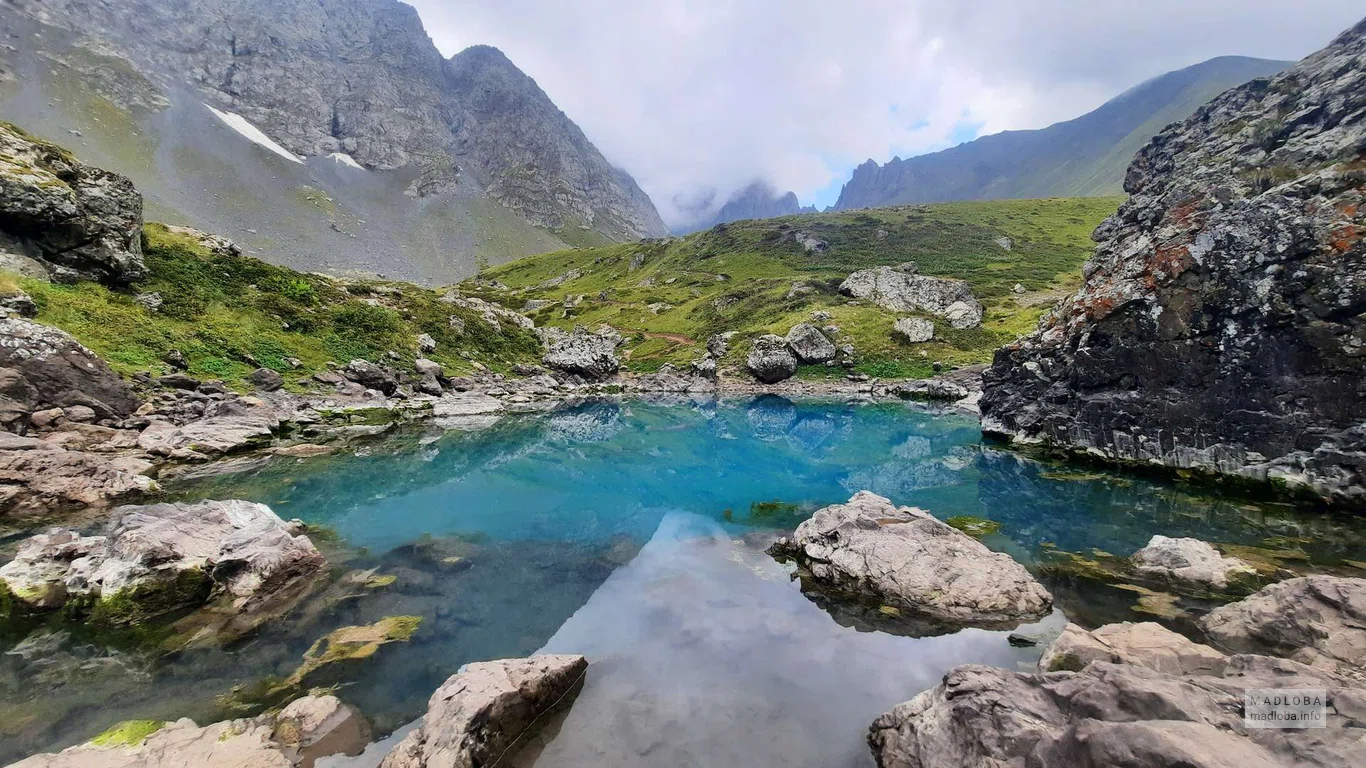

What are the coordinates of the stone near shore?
(380, 654, 589, 768)
(136, 415, 277, 459)
(980, 19, 1366, 506)
(746, 334, 798, 384)
(839, 266, 984, 329)
(1132, 535, 1257, 591)
(769, 491, 1052, 629)
(1039, 622, 1228, 675)
(785, 323, 836, 364)
(0, 121, 145, 286)
(0, 446, 154, 518)
(0, 317, 140, 427)
(7, 694, 368, 768)
(868, 656, 1365, 768)
(1201, 575, 1366, 679)
(542, 326, 621, 381)
(0, 499, 324, 630)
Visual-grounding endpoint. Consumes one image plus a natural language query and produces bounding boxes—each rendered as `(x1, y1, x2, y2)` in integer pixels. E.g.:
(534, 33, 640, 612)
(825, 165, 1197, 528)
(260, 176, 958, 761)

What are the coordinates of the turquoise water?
(4, 396, 1366, 765)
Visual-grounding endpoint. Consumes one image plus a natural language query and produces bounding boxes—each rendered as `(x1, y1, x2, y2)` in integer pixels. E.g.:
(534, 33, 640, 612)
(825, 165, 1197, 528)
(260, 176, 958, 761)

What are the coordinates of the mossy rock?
(945, 516, 1001, 538)
(90, 568, 214, 627)
(91, 719, 165, 748)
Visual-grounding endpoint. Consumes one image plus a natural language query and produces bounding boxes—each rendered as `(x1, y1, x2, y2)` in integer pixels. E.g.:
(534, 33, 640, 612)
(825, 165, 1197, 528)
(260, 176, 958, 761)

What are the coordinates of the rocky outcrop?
(0, 317, 140, 430)
(0, 499, 324, 629)
(868, 656, 1365, 768)
(1132, 535, 1257, 590)
(0, 445, 154, 517)
(840, 265, 984, 329)
(342, 359, 399, 396)
(8, 0, 666, 243)
(1039, 621, 1228, 675)
(746, 334, 798, 383)
(542, 326, 622, 381)
(379, 654, 588, 768)
(1201, 576, 1366, 679)
(981, 18, 1366, 506)
(7, 694, 369, 768)
(0, 121, 144, 285)
(784, 322, 836, 364)
(769, 491, 1052, 630)
(136, 415, 277, 459)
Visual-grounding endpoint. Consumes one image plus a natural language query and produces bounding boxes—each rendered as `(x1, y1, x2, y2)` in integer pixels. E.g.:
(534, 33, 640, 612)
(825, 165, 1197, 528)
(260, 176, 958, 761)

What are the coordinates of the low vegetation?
(468, 197, 1120, 377)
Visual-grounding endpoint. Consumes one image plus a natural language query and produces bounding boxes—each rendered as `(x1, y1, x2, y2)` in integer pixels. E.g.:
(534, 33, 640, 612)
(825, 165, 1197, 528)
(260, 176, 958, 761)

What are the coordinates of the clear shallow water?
(4, 396, 1366, 765)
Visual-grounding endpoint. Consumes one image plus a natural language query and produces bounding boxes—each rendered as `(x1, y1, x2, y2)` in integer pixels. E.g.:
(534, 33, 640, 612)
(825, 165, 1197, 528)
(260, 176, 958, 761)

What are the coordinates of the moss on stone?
(285, 615, 423, 687)
(91, 719, 164, 748)
(90, 568, 214, 627)
(945, 516, 1001, 537)
(1046, 652, 1087, 672)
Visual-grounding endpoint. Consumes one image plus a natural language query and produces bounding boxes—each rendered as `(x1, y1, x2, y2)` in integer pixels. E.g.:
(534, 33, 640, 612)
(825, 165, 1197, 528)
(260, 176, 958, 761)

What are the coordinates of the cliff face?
(8, 0, 666, 243)
(834, 56, 1290, 210)
(981, 18, 1366, 505)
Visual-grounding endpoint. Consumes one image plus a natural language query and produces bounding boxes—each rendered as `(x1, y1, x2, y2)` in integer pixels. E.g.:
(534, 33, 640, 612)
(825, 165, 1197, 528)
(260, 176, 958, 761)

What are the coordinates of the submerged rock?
(1039, 622, 1228, 675)
(1132, 535, 1257, 590)
(868, 656, 1365, 768)
(769, 491, 1052, 630)
(380, 654, 589, 768)
(839, 267, 983, 329)
(0, 500, 324, 631)
(542, 326, 621, 381)
(0, 121, 145, 285)
(980, 18, 1366, 506)
(1201, 575, 1366, 679)
(746, 334, 798, 383)
(7, 694, 368, 768)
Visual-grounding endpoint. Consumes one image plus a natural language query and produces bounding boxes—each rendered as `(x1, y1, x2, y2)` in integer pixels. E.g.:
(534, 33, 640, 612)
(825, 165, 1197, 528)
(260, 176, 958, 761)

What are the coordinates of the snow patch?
(327, 152, 365, 170)
(204, 104, 303, 164)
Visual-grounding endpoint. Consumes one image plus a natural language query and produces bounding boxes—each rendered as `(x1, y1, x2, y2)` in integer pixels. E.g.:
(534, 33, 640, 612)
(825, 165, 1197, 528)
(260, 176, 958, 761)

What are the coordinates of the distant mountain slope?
(835, 56, 1292, 210)
(0, 0, 667, 283)
(678, 181, 817, 234)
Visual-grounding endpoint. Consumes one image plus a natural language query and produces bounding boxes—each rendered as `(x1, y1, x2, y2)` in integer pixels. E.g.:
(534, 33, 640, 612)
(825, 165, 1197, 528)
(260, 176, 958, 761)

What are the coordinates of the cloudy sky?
(408, 0, 1363, 227)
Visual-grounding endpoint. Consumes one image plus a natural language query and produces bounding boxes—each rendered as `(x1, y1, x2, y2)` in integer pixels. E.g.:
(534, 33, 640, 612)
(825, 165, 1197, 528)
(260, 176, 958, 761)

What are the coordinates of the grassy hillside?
(8, 225, 539, 389)
(469, 197, 1121, 378)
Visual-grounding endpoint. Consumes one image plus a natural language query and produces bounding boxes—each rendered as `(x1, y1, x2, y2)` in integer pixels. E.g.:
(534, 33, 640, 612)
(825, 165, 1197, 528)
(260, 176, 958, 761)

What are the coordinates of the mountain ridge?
(834, 55, 1293, 210)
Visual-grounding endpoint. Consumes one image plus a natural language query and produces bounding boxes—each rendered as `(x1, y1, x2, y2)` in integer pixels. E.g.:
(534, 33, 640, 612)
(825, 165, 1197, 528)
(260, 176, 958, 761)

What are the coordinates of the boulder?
(0, 288, 37, 318)
(769, 491, 1052, 629)
(785, 323, 836, 364)
(1039, 622, 1228, 675)
(1132, 536, 1256, 590)
(541, 326, 621, 381)
(342, 359, 399, 396)
(893, 317, 934, 343)
(0, 499, 325, 626)
(839, 267, 984, 328)
(0, 318, 139, 425)
(416, 333, 437, 354)
(380, 655, 589, 768)
(137, 415, 277, 458)
(869, 657, 1365, 768)
(746, 334, 798, 384)
(0, 121, 145, 285)
(690, 356, 718, 380)
(979, 19, 1366, 506)
(1201, 576, 1366, 678)
(8, 694, 368, 768)
(247, 368, 285, 393)
(440, 294, 536, 331)
(706, 332, 735, 358)
(0, 447, 154, 517)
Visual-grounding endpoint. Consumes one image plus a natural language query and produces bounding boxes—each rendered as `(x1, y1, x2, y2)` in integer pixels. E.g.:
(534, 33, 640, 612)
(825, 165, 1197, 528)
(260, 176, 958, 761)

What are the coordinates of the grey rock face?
(746, 334, 798, 383)
(869, 657, 1364, 768)
(893, 317, 934, 343)
(247, 367, 285, 392)
(981, 19, 1366, 506)
(542, 326, 621, 381)
(342, 359, 399, 396)
(0, 447, 154, 517)
(1131, 535, 1256, 590)
(1039, 621, 1229, 675)
(0, 317, 140, 426)
(785, 322, 836, 364)
(770, 491, 1052, 629)
(9, 0, 666, 243)
(1201, 576, 1366, 679)
(0, 121, 144, 285)
(380, 654, 588, 768)
(840, 267, 984, 328)
(0, 499, 324, 624)
(136, 415, 277, 458)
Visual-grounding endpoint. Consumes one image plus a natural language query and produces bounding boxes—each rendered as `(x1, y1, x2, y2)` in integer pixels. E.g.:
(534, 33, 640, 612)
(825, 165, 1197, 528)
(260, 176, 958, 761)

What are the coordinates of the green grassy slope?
(470, 197, 1121, 378)
(8, 225, 539, 390)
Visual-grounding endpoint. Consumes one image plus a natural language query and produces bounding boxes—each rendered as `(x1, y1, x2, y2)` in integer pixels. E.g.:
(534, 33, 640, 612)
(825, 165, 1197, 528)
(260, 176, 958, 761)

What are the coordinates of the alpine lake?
(4, 396, 1366, 766)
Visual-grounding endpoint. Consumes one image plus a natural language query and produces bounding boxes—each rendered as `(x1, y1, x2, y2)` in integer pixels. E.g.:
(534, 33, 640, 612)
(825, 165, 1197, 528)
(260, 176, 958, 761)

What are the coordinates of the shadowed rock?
(746, 334, 798, 383)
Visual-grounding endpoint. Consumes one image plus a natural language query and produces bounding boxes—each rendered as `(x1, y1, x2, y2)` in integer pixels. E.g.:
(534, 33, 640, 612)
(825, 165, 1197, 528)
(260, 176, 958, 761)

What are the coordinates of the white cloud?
(407, 0, 1363, 226)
